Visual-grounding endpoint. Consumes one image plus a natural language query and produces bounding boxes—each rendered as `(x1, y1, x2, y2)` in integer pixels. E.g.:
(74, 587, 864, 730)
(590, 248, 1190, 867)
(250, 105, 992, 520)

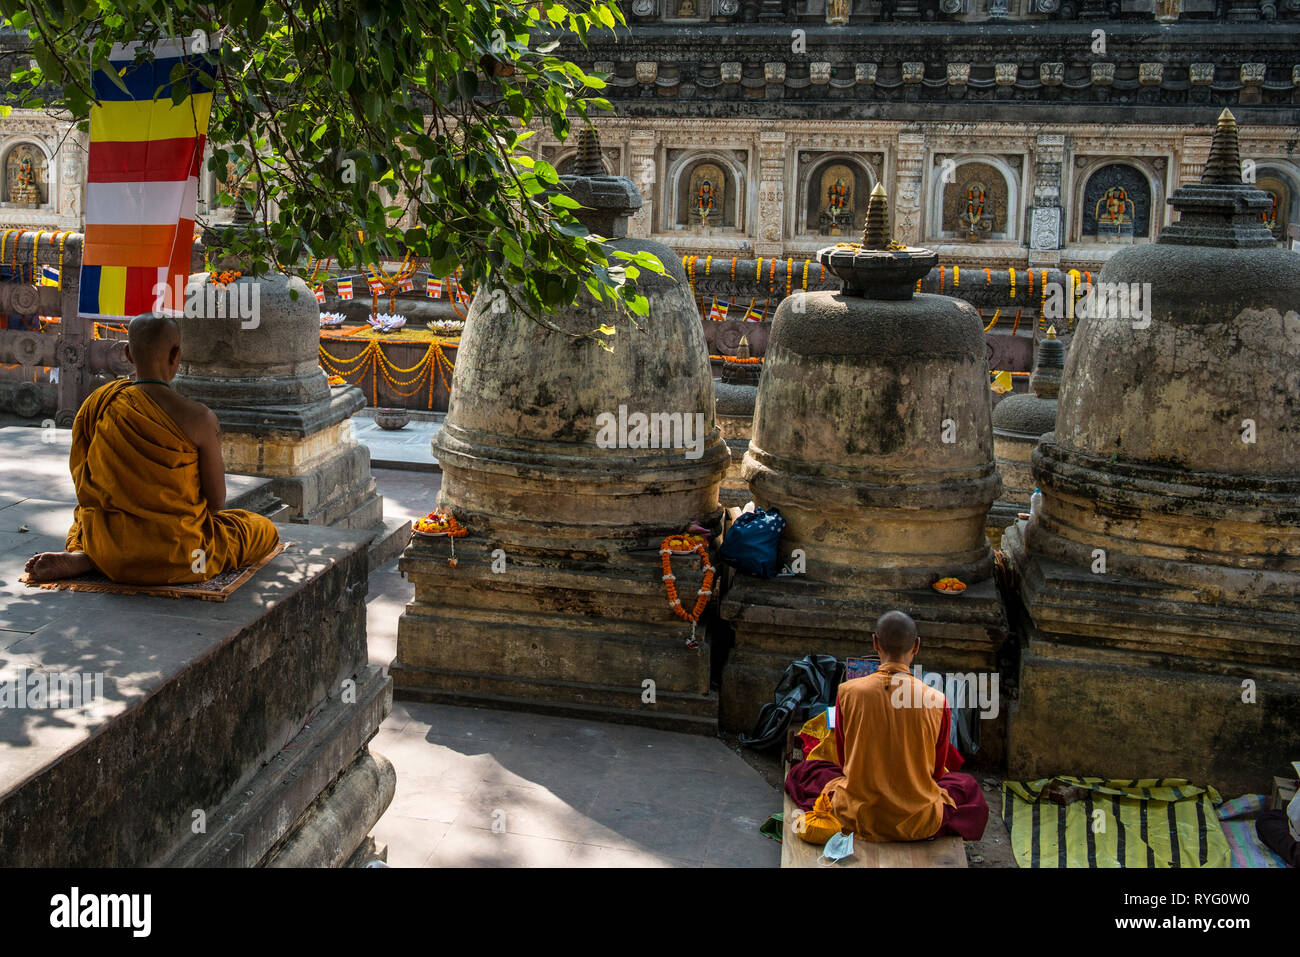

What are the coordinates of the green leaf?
(330, 59, 355, 92)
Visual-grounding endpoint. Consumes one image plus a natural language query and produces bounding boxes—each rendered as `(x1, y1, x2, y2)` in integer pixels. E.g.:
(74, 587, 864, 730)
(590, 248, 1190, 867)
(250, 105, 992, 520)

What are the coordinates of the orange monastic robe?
(819, 663, 956, 842)
(65, 379, 279, 585)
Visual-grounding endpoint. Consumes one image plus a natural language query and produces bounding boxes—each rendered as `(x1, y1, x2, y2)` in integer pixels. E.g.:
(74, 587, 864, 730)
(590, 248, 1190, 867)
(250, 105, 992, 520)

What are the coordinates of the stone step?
(390, 668, 720, 735)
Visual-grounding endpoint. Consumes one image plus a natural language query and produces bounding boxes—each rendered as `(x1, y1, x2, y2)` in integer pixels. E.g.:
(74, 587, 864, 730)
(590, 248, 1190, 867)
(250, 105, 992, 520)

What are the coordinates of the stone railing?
(0, 233, 134, 424)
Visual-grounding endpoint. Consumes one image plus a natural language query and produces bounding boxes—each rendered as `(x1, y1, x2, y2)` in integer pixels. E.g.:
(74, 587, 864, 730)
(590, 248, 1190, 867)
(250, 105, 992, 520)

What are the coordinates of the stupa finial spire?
(1200, 109, 1243, 186)
(573, 127, 605, 178)
(862, 182, 891, 250)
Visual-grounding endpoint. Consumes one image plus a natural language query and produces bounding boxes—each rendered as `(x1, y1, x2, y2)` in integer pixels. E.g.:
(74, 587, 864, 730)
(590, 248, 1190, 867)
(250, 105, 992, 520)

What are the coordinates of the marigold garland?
(983, 308, 1001, 332)
(660, 533, 715, 648)
(953, 265, 959, 287)
(710, 354, 761, 364)
(1008, 266, 1016, 299)
(801, 258, 810, 291)
(730, 257, 737, 281)
(785, 257, 794, 297)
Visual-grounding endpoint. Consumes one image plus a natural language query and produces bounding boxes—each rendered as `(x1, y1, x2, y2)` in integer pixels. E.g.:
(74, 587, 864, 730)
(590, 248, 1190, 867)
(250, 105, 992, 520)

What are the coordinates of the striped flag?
(742, 300, 763, 322)
(80, 37, 215, 319)
(312, 285, 325, 304)
(39, 265, 60, 286)
(426, 277, 443, 298)
(398, 275, 414, 292)
(367, 278, 385, 295)
(708, 298, 728, 321)
(337, 277, 353, 300)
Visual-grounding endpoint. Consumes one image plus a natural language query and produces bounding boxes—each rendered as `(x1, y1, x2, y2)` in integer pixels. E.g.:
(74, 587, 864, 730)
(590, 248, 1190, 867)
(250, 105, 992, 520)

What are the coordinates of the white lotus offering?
(319, 311, 348, 327)
(367, 312, 408, 332)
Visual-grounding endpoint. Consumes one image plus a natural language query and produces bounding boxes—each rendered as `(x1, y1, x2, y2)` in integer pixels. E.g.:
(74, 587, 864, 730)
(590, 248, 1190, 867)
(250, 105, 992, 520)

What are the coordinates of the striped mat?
(1002, 777, 1229, 869)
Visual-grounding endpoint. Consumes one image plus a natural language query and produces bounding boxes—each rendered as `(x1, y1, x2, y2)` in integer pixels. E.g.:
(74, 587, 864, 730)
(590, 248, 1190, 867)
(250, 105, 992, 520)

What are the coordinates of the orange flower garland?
(660, 533, 715, 649)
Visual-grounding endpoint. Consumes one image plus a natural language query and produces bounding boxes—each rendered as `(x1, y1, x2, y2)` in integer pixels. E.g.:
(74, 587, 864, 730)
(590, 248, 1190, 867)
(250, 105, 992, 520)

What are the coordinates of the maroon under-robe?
(783, 701, 990, 841)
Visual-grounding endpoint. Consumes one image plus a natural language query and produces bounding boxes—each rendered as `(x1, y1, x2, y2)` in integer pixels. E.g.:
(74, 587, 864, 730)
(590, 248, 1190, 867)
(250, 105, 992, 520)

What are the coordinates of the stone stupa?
(719, 183, 1008, 749)
(1005, 110, 1300, 793)
(392, 128, 730, 731)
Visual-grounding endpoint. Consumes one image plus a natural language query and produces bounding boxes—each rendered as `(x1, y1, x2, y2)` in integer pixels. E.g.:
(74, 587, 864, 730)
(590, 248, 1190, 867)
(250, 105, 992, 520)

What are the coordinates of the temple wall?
(536, 117, 1300, 271)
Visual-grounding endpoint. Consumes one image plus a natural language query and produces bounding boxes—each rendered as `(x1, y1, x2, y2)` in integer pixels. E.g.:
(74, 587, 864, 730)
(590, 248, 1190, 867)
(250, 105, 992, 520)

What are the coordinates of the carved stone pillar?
(1179, 134, 1212, 186)
(892, 132, 926, 247)
(1028, 132, 1065, 265)
(754, 131, 786, 258)
(626, 130, 658, 238)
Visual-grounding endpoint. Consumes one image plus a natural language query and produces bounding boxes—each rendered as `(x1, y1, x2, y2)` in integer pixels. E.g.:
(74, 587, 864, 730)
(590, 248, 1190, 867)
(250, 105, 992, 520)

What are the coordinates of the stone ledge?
(0, 522, 377, 866)
(159, 665, 391, 867)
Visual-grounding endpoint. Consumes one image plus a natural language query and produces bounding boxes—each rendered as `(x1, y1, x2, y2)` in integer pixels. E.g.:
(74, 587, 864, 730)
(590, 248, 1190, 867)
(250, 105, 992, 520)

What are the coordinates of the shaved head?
(874, 610, 918, 657)
(127, 313, 180, 367)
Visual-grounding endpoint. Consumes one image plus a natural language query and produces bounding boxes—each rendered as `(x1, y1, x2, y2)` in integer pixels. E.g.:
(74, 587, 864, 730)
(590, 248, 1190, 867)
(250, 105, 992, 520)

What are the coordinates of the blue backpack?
(720, 506, 786, 578)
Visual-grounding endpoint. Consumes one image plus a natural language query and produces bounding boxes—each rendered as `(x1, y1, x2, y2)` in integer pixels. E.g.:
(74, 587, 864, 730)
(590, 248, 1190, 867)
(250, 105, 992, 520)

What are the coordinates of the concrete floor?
(365, 467, 784, 867)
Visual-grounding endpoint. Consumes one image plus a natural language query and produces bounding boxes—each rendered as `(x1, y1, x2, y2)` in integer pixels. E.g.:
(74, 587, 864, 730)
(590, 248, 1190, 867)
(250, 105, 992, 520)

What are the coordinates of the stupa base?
(718, 573, 1008, 761)
(1005, 523, 1300, 795)
(392, 535, 719, 733)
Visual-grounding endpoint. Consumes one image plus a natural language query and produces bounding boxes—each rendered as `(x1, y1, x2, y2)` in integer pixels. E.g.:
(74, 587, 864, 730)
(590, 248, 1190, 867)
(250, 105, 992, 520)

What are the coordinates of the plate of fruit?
(932, 577, 967, 595)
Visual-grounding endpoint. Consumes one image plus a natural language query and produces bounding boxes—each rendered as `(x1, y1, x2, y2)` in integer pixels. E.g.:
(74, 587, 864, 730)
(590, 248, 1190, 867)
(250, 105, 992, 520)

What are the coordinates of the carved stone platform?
(0, 437, 393, 866)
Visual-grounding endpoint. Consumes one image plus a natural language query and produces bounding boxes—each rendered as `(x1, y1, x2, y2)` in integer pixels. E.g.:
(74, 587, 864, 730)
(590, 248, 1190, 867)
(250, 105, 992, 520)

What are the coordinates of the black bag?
(739, 654, 844, 750)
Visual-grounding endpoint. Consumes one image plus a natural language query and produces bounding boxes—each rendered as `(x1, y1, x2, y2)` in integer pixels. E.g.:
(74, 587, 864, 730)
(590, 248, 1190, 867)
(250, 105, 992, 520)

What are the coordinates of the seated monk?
(793, 610, 989, 845)
(24, 313, 279, 585)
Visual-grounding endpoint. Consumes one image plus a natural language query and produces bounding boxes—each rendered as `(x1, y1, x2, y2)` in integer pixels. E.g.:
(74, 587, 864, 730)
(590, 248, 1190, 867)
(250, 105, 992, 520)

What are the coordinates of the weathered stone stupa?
(174, 272, 393, 548)
(392, 130, 730, 731)
(719, 184, 1007, 749)
(986, 327, 1064, 541)
(1005, 111, 1300, 794)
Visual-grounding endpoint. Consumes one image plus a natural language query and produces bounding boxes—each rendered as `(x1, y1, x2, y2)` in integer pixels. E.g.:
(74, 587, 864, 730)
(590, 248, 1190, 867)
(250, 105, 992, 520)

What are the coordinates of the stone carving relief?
(995, 63, 1018, 85)
(59, 146, 83, 222)
(1029, 206, 1061, 250)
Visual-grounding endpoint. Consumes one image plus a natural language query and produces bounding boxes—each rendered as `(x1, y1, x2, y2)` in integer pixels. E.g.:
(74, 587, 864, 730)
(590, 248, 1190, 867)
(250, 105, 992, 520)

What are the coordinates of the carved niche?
(804, 159, 870, 235)
(941, 161, 1009, 240)
(677, 159, 736, 229)
(3, 143, 49, 207)
(1256, 172, 1294, 242)
(1080, 163, 1152, 242)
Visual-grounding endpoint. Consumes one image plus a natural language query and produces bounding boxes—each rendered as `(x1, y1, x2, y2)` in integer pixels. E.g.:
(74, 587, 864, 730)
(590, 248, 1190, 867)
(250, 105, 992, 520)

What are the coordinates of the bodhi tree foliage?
(1, 0, 663, 340)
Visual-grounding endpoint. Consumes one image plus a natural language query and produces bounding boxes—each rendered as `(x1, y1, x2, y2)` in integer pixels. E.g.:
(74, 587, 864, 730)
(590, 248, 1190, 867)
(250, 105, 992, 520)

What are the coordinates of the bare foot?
(24, 551, 94, 582)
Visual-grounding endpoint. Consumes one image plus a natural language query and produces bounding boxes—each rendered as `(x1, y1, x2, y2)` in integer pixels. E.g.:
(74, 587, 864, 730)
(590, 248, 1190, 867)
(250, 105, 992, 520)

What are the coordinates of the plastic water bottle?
(1030, 487, 1043, 520)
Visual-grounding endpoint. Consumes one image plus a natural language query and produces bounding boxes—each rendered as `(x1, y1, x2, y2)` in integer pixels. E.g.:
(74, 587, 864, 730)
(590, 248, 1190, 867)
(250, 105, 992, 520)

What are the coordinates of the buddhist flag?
(426, 277, 443, 298)
(313, 285, 325, 304)
(40, 265, 59, 286)
(742, 299, 763, 322)
(337, 277, 354, 300)
(368, 278, 385, 295)
(991, 370, 1013, 394)
(708, 298, 728, 321)
(80, 37, 216, 319)
(398, 275, 414, 292)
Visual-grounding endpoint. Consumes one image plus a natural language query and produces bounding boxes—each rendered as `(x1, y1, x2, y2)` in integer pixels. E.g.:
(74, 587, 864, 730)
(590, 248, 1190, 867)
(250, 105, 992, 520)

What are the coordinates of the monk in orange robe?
(796, 610, 989, 845)
(24, 313, 279, 585)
